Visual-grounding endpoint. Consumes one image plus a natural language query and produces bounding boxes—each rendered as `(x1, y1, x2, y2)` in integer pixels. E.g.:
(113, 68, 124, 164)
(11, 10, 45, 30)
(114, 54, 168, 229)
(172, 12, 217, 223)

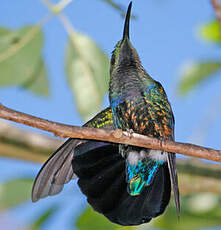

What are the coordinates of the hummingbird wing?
(167, 152, 180, 217)
(165, 111, 180, 217)
(32, 138, 80, 202)
(73, 141, 171, 226)
(32, 107, 113, 202)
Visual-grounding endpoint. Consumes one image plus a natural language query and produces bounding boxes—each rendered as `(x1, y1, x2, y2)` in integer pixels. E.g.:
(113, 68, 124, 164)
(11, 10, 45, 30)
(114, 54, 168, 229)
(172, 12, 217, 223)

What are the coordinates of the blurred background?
(0, 0, 221, 229)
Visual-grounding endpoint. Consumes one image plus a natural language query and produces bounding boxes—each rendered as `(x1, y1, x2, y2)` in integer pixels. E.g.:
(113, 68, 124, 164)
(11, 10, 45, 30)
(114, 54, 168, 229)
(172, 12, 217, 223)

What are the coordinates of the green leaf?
(101, 0, 125, 16)
(0, 27, 10, 36)
(0, 26, 44, 86)
(76, 197, 221, 230)
(30, 206, 57, 230)
(65, 33, 109, 121)
(178, 61, 221, 95)
(76, 207, 130, 230)
(153, 195, 221, 230)
(0, 178, 33, 210)
(22, 58, 50, 97)
(199, 20, 221, 43)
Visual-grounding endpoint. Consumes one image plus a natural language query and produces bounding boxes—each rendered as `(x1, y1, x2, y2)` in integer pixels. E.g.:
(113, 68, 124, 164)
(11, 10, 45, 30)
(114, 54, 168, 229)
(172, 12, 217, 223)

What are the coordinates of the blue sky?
(0, 0, 221, 229)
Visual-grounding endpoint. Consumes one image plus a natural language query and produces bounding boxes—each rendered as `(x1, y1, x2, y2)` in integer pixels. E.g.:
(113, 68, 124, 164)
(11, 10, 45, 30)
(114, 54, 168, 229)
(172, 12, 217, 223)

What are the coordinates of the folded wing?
(32, 107, 113, 202)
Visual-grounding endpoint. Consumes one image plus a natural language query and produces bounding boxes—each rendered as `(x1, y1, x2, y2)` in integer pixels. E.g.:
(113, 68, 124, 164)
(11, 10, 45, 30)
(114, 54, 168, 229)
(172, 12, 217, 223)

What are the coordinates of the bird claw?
(125, 129, 134, 138)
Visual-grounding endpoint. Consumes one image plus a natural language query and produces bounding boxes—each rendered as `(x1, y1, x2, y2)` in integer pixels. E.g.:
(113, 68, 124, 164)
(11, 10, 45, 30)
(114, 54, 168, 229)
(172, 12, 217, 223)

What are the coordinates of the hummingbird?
(108, 2, 179, 224)
(32, 2, 180, 226)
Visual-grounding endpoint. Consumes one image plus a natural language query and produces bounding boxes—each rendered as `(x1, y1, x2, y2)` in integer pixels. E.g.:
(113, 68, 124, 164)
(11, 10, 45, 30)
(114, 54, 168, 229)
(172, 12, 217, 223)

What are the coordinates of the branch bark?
(1, 118, 221, 194)
(0, 103, 221, 162)
(211, 0, 221, 25)
(0, 119, 62, 163)
(1, 119, 221, 178)
(179, 174, 221, 195)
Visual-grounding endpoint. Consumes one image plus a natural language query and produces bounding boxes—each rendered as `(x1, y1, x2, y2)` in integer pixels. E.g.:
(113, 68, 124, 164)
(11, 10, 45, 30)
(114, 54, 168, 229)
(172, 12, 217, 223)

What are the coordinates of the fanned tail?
(72, 141, 171, 226)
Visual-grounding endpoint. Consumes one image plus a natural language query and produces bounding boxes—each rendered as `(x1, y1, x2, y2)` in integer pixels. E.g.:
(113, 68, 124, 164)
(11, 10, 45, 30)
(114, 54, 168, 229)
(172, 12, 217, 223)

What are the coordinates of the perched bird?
(32, 2, 180, 226)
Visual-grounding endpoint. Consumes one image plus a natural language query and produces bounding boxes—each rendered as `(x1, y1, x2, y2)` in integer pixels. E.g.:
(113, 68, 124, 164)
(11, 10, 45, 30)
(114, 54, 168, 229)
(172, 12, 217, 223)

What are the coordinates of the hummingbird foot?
(124, 129, 134, 138)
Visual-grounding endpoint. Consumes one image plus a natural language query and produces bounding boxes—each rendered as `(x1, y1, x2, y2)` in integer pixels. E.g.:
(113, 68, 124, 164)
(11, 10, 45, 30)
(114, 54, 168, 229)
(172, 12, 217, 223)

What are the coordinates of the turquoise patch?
(147, 84, 155, 90)
(111, 96, 125, 108)
(126, 160, 164, 196)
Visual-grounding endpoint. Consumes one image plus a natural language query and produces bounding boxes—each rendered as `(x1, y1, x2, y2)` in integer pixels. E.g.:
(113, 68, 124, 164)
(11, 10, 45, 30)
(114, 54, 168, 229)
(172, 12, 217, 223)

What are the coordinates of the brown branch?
(0, 103, 221, 162)
(176, 158, 221, 179)
(179, 174, 221, 195)
(1, 118, 221, 194)
(0, 119, 62, 163)
(1, 119, 221, 179)
(0, 119, 62, 151)
(211, 0, 221, 25)
(0, 142, 48, 163)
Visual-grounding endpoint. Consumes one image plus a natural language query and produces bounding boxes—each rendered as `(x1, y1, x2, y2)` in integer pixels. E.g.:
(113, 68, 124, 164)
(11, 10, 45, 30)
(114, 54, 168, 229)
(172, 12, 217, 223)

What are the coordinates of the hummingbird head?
(110, 2, 141, 74)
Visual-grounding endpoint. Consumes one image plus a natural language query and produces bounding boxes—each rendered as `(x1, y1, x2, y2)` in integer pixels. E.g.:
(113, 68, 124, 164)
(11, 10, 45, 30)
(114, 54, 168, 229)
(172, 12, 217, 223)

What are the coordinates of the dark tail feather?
(167, 153, 180, 218)
(72, 141, 171, 226)
(32, 138, 81, 202)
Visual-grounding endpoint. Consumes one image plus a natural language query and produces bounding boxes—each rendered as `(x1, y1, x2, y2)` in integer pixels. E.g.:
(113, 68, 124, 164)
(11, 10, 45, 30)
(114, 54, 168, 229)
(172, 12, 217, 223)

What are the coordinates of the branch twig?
(0, 103, 221, 162)
(179, 174, 221, 195)
(211, 0, 221, 25)
(2, 118, 221, 195)
(1, 119, 221, 179)
(0, 119, 61, 163)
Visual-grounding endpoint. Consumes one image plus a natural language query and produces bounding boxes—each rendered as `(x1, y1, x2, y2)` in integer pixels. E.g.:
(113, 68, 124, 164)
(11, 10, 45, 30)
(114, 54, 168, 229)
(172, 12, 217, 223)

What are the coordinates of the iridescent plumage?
(109, 1, 180, 219)
(32, 2, 180, 226)
(31, 107, 113, 202)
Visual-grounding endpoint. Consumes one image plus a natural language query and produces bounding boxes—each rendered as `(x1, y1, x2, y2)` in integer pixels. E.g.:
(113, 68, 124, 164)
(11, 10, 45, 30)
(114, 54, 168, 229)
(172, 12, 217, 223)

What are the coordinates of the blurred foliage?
(0, 177, 57, 229)
(65, 33, 109, 121)
(1, 176, 221, 230)
(22, 59, 49, 97)
(0, 0, 135, 119)
(178, 19, 221, 95)
(155, 194, 221, 230)
(199, 20, 221, 43)
(0, 26, 49, 96)
(101, 0, 126, 17)
(0, 178, 33, 210)
(101, 0, 136, 18)
(76, 195, 221, 230)
(76, 207, 121, 230)
(30, 206, 57, 230)
(178, 61, 221, 95)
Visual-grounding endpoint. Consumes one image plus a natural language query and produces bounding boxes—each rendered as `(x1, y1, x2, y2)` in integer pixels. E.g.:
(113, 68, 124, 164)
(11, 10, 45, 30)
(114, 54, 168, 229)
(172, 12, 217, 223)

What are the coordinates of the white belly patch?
(127, 149, 167, 165)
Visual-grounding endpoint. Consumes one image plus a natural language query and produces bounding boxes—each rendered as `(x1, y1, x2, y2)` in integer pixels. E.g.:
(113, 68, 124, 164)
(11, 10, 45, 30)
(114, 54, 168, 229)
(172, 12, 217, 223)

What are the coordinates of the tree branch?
(0, 119, 62, 163)
(177, 158, 221, 179)
(179, 173, 221, 195)
(0, 103, 221, 162)
(211, 0, 221, 25)
(1, 119, 221, 179)
(1, 118, 221, 194)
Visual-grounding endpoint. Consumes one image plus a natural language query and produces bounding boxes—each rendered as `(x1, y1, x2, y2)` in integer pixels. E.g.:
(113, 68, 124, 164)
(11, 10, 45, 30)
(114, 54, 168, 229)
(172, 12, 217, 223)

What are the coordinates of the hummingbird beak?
(122, 2, 132, 42)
